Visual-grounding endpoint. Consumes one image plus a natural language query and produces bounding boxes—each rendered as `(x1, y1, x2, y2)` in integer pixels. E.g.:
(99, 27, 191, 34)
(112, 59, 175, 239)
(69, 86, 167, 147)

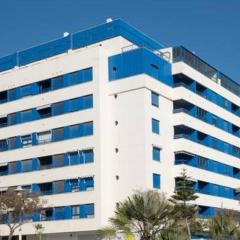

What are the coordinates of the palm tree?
(208, 209, 240, 240)
(98, 190, 173, 240)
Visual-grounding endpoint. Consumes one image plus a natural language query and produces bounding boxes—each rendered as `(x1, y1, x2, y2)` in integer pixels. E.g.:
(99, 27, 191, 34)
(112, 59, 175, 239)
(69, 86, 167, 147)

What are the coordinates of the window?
(8, 88, 17, 101)
(52, 127, 64, 141)
(37, 131, 52, 144)
(39, 183, 53, 195)
(68, 125, 80, 138)
(8, 113, 18, 125)
(22, 160, 32, 172)
(54, 181, 65, 194)
(68, 179, 79, 192)
(80, 203, 94, 218)
(152, 147, 160, 161)
(80, 121, 93, 136)
(21, 134, 32, 147)
(22, 185, 31, 193)
(68, 151, 79, 165)
(53, 154, 65, 167)
(196, 108, 207, 120)
(40, 208, 53, 221)
(38, 79, 51, 93)
(151, 92, 159, 107)
(39, 156, 52, 170)
(72, 206, 80, 219)
(55, 207, 65, 220)
(8, 137, 18, 150)
(223, 120, 229, 132)
(211, 115, 218, 127)
(233, 146, 240, 157)
(20, 84, 34, 98)
(37, 106, 51, 118)
(152, 119, 159, 134)
(52, 76, 64, 90)
(153, 173, 161, 189)
(52, 101, 65, 116)
(223, 98, 228, 109)
(8, 162, 17, 174)
(0, 164, 8, 176)
(0, 91, 7, 103)
(82, 95, 93, 109)
(197, 156, 208, 169)
(81, 149, 94, 163)
(0, 139, 8, 151)
(69, 98, 80, 112)
(0, 116, 7, 128)
(72, 204, 95, 219)
(21, 109, 33, 122)
(211, 138, 218, 150)
(80, 177, 94, 191)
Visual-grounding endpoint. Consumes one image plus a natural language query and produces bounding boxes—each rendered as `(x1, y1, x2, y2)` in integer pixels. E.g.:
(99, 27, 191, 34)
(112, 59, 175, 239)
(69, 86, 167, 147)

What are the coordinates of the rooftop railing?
(173, 46, 218, 82)
(173, 46, 240, 98)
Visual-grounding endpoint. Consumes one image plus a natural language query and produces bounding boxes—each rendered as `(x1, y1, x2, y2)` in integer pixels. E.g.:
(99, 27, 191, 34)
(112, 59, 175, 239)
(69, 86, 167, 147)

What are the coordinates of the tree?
(34, 223, 44, 240)
(208, 209, 240, 240)
(169, 169, 199, 240)
(98, 190, 173, 240)
(0, 188, 45, 240)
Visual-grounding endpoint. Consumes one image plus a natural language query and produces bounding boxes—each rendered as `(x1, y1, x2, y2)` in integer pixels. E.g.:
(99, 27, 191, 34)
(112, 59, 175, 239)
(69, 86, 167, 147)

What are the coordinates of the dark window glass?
(54, 154, 65, 167)
(40, 208, 53, 221)
(0, 117, 7, 127)
(0, 91, 7, 103)
(151, 92, 159, 107)
(8, 89, 17, 101)
(52, 76, 64, 90)
(22, 160, 32, 172)
(8, 113, 17, 125)
(39, 183, 52, 195)
(0, 165, 8, 176)
(8, 162, 17, 174)
(53, 127, 64, 141)
(52, 102, 64, 116)
(37, 107, 51, 118)
(39, 156, 52, 170)
(38, 79, 51, 93)
(0, 140, 8, 151)
(8, 137, 17, 150)
(54, 181, 64, 194)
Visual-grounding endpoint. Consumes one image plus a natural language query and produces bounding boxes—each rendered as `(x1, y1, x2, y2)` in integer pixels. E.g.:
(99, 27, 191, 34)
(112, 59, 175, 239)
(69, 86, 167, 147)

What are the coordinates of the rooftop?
(0, 19, 239, 98)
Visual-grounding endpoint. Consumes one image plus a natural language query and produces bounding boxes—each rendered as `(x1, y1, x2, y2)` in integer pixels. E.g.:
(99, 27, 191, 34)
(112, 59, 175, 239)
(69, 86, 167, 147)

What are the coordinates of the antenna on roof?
(63, 32, 70, 37)
(106, 18, 113, 23)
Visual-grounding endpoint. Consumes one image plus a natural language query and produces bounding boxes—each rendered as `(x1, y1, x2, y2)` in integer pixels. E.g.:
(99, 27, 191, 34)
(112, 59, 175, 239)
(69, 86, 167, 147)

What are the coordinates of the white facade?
(0, 20, 239, 239)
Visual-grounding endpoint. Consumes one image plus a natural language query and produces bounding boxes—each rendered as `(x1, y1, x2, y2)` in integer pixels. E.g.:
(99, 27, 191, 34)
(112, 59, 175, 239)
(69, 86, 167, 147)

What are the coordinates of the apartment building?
(0, 19, 239, 239)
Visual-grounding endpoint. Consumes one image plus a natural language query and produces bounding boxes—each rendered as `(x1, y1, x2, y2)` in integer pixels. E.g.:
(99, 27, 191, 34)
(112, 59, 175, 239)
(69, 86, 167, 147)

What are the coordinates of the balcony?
(173, 46, 240, 97)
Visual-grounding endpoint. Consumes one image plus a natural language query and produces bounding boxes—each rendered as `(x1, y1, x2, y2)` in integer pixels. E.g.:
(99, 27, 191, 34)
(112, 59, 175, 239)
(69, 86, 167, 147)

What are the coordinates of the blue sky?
(0, 0, 240, 82)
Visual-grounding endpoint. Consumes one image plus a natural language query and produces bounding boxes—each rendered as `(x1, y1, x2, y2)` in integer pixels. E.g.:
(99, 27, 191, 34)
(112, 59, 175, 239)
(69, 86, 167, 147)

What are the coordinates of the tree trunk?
(8, 229, 14, 240)
(185, 218, 191, 240)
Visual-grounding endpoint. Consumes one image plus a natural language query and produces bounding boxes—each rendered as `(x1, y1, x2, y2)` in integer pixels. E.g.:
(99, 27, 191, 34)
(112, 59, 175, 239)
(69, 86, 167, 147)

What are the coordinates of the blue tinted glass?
(151, 92, 159, 107)
(152, 119, 159, 134)
(153, 173, 160, 189)
(152, 147, 160, 161)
